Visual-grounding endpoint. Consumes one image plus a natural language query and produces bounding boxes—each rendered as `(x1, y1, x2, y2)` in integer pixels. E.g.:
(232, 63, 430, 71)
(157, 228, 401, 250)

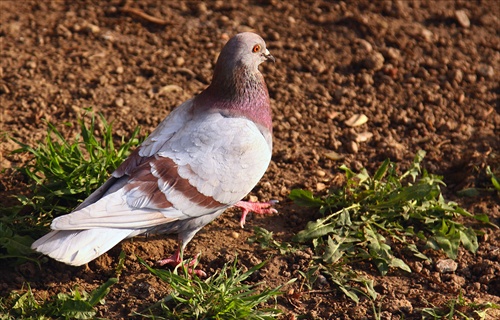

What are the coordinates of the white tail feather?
(31, 228, 135, 266)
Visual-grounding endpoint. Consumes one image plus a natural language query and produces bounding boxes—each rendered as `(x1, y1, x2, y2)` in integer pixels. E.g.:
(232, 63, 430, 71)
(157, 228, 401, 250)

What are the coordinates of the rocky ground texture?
(1, 1, 499, 319)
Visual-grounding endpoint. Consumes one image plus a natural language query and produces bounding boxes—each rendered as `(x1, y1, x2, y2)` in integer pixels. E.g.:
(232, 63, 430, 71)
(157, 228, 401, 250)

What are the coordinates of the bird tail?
(31, 228, 136, 266)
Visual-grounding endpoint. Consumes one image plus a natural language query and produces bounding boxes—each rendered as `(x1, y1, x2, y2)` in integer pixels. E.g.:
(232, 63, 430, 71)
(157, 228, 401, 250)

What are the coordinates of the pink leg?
(235, 200, 278, 228)
(157, 248, 182, 266)
(157, 248, 206, 277)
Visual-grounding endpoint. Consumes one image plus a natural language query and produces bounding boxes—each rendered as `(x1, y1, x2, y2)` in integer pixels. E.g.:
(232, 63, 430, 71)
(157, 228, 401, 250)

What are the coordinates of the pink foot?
(235, 200, 278, 228)
(157, 250, 206, 277)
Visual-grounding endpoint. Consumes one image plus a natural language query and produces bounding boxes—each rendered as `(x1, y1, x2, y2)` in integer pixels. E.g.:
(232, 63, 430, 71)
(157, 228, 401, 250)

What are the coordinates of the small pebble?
(311, 58, 326, 73)
(448, 69, 463, 83)
(269, 31, 280, 41)
(356, 39, 373, 52)
(231, 231, 240, 239)
(0, 83, 10, 94)
(175, 57, 185, 67)
(26, 60, 37, 69)
(114, 98, 124, 107)
(414, 261, 423, 273)
(197, 2, 208, 14)
(420, 28, 433, 42)
(351, 160, 363, 171)
(328, 111, 340, 119)
(436, 259, 458, 273)
(345, 114, 368, 127)
(359, 73, 373, 85)
(316, 170, 326, 177)
(316, 183, 326, 191)
(363, 52, 384, 71)
(85, 23, 100, 34)
(159, 84, 183, 94)
(355, 131, 373, 143)
(57, 24, 72, 38)
(386, 47, 401, 61)
(479, 13, 497, 27)
(455, 10, 471, 28)
(325, 151, 344, 161)
(347, 141, 359, 153)
(477, 64, 494, 78)
(218, 16, 230, 24)
(316, 274, 328, 287)
(466, 73, 477, 83)
(247, 16, 256, 27)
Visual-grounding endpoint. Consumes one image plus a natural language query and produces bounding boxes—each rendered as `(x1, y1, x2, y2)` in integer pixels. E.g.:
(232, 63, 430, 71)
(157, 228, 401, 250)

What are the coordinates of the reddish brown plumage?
(122, 154, 223, 209)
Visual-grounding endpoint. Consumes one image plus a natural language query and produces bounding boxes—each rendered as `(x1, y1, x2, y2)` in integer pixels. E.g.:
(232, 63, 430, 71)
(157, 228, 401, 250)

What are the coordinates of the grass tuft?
(290, 150, 497, 276)
(0, 110, 142, 264)
(10, 110, 141, 218)
(136, 256, 294, 319)
(0, 277, 118, 319)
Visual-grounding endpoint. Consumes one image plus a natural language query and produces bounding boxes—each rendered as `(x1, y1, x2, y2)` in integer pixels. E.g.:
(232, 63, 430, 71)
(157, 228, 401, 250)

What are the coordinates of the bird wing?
(51, 103, 271, 230)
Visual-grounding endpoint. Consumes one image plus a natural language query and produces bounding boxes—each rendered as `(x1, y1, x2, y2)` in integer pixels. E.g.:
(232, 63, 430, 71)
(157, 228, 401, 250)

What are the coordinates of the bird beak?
(263, 48, 275, 62)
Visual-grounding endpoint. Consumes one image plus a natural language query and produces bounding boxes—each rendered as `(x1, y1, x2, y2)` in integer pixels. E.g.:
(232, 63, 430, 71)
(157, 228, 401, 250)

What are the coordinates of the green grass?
(0, 252, 125, 319)
(421, 290, 500, 319)
(0, 111, 131, 319)
(290, 150, 497, 276)
(0, 110, 141, 264)
(136, 257, 294, 320)
(248, 150, 498, 313)
(11, 110, 141, 218)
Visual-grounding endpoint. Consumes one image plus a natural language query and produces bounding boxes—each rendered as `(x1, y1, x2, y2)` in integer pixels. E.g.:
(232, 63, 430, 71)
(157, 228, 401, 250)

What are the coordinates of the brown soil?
(1, 0, 499, 319)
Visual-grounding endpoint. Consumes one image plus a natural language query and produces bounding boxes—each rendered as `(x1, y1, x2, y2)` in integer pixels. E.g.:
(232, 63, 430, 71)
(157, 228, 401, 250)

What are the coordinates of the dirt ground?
(1, 0, 499, 319)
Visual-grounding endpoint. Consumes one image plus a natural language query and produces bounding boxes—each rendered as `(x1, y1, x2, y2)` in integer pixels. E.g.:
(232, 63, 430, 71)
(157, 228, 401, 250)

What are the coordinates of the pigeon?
(31, 32, 277, 272)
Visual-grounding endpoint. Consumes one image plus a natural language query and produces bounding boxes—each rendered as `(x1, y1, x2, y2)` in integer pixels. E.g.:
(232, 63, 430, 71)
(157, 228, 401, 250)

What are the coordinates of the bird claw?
(157, 252, 206, 277)
(235, 199, 279, 228)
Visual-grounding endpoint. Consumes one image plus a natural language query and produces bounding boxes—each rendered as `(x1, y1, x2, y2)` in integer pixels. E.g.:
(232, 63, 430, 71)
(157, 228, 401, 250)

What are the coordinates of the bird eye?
(252, 44, 261, 53)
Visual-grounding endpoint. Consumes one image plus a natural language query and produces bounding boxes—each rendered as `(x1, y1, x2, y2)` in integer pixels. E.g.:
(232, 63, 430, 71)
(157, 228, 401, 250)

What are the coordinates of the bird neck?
(196, 65, 273, 132)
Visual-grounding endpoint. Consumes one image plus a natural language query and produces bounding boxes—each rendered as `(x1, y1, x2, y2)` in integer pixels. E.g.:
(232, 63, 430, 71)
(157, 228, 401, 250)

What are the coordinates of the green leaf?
(56, 298, 95, 319)
(459, 228, 478, 254)
(473, 213, 494, 226)
(388, 257, 411, 273)
(486, 166, 500, 191)
(292, 220, 337, 243)
(337, 208, 352, 226)
(321, 235, 345, 264)
(373, 159, 390, 181)
(457, 188, 480, 197)
(88, 277, 118, 306)
(339, 164, 356, 179)
(373, 259, 389, 276)
(0, 223, 34, 258)
(385, 184, 435, 206)
(12, 286, 41, 315)
(338, 285, 360, 304)
(289, 189, 324, 207)
(433, 223, 460, 259)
